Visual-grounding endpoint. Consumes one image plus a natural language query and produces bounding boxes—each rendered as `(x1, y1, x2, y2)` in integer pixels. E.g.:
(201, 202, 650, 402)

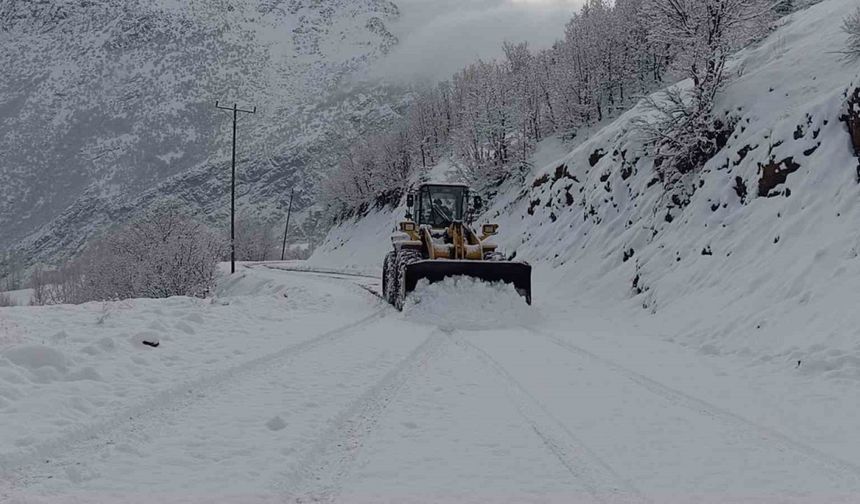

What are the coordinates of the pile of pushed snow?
(403, 277, 540, 331)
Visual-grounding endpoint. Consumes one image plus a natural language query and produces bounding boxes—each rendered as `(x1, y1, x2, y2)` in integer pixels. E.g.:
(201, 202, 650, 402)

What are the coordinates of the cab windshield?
(417, 185, 467, 227)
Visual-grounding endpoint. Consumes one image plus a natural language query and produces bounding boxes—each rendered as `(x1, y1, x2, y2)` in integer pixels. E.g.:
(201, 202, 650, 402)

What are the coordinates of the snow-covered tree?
(321, 0, 681, 214)
(773, 0, 794, 16)
(843, 7, 860, 58)
(33, 206, 226, 304)
(0, 251, 24, 291)
(640, 0, 773, 184)
(0, 290, 15, 307)
(235, 216, 278, 262)
(644, 0, 774, 112)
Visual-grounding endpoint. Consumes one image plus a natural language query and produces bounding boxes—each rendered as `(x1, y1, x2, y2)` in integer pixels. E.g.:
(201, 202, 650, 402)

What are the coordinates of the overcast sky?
(370, 0, 584, 82)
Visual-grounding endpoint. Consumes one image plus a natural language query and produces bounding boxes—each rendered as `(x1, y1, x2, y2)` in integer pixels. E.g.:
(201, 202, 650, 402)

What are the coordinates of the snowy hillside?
(313, 0, 860, 377)
(0, 0, 401, 260)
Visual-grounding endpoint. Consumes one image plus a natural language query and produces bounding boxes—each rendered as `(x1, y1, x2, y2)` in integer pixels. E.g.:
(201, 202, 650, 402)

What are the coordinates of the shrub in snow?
(773, 0, 794, 16)
(636, 89, 737, 192)
(0, 291, 16, 307)
(30, 266, 48, 306)
(31, 261, 92, 306)
(33, 207, 226, 304)
(234, 215, 279, 262)
(844, 7, 860, 59)
(0, 251, 24, 291)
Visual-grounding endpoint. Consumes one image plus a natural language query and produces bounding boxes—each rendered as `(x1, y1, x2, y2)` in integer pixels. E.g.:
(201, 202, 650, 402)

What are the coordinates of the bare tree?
(844, 7, 860, 58)
(322, 0, 677, 214)
(32, 206, 226, 305)
(0, 251, 24, 292)
(639, 0, 773, 184)
(235, 215, 278, 261)
(0, 291, 15, 307)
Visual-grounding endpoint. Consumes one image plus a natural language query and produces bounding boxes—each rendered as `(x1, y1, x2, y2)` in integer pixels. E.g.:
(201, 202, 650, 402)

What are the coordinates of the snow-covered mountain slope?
(18, 84, 410, 266)
(312, 0, 860, 378)
(0, 0, 401, 258)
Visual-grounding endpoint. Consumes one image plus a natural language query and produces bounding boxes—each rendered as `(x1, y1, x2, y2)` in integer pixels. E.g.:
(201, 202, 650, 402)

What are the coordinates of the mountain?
(0, 0, 403, 261)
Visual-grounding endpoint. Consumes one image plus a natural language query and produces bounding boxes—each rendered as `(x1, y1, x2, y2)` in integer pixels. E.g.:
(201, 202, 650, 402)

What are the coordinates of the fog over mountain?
(372, 0, 583, 81)
(0, 0, 401, 260)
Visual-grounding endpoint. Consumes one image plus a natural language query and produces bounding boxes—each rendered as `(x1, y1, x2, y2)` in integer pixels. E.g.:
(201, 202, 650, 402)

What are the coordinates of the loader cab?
(414, 184, 469, 228)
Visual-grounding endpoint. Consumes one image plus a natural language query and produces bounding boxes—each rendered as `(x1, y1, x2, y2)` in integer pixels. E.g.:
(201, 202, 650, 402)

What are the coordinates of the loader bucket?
(403, 260, 532, 305)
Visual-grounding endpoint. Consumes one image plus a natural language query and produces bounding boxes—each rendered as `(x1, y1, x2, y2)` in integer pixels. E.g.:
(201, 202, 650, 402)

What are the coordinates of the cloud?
(369, 0, 584, 83)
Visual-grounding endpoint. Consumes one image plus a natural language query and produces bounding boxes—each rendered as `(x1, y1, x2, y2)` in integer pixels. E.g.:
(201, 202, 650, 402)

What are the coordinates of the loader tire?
(382, 251, 398, 306)
(394, 249, 422, 311)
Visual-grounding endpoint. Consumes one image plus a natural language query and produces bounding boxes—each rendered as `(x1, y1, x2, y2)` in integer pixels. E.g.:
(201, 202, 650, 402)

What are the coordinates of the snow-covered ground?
(2, 265, 860, 503)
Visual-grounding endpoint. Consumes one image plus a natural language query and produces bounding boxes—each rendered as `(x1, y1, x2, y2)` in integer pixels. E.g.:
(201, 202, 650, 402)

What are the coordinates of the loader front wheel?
(395, 249, 422, 311)
(382, 251, 398, 306)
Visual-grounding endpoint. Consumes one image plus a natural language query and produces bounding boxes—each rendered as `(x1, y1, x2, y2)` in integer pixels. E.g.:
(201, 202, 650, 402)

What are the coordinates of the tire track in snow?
(281, 327, 448, 503)
(0, 310, 385, 474)
(257, 265, 386, 303)
(450, 332, 651, 504)
(260, 264, 379, 281)
(530, 327, 860, 485)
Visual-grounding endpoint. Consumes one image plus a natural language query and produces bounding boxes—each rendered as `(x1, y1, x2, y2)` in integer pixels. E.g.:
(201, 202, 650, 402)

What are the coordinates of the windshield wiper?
(432, 201, 453, 223)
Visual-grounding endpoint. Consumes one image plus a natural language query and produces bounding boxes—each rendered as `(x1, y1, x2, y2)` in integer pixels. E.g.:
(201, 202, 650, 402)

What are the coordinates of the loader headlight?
(400, 222, 417, 232)
(482, 224, 499, 235)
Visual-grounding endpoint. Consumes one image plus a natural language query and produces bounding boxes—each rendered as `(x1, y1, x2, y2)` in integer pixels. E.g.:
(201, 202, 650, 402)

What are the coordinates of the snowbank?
(0, 265, 364, 458)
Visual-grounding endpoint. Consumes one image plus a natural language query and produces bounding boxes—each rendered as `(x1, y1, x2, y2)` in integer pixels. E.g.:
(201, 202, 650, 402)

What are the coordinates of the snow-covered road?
(2, 265, 859, 503)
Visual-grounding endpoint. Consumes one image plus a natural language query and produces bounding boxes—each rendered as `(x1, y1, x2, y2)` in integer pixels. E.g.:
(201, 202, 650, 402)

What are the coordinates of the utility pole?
(215, 101, 256, 274)
(280, 188, 295, 261)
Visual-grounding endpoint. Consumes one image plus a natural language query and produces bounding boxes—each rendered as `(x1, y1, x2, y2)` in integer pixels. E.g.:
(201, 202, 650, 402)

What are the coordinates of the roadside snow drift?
(0, 266, 371, 459)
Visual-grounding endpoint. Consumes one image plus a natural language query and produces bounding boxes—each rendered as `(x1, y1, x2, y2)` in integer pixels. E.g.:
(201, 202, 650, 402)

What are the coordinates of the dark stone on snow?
(589, 148, 607, 167)
(758, 157, 801, 197)
(803, 144, 820, 157)
(733, 176, 748, 203)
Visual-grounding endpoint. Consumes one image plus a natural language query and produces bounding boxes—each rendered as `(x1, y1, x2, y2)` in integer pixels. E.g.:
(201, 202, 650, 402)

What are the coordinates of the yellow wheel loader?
(382, 183, 532, 310)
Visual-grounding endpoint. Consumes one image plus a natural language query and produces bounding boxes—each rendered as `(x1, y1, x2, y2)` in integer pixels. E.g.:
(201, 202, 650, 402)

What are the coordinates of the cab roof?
(417, 182, 470, 189)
